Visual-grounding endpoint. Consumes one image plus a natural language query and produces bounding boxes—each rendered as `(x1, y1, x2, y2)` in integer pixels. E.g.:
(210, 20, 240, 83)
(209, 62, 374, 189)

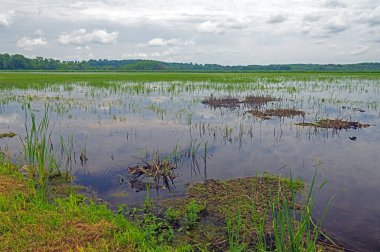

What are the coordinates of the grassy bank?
(0, 163, 189, 251)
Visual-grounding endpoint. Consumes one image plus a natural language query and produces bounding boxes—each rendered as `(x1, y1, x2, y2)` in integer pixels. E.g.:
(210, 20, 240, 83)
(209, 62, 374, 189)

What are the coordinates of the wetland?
(0, 72, 379, 251)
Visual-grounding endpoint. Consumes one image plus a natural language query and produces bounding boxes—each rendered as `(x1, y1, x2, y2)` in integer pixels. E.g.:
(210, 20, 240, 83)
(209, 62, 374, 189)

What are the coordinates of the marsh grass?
(21, 104, 58, 185)
(224, 171, 334, 252)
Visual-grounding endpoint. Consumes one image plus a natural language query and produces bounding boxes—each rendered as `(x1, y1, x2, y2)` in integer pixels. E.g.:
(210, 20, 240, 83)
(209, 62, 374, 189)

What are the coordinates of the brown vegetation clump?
(128, 158, 177, 190)
(247, 108, 305, 120)
(296, 119, 371, 130)
(242, 95, 279, 106)
(202, 95, 279, 109)
(201, 96, 240, 108)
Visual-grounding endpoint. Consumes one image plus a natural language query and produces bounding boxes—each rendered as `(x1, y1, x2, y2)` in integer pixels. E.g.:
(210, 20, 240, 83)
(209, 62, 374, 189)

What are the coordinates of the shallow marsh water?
(1, 76, 380, 251)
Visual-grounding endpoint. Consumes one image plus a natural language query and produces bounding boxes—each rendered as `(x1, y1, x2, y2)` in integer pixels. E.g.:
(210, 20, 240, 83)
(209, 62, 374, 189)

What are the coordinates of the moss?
(158, 174, 306, 250)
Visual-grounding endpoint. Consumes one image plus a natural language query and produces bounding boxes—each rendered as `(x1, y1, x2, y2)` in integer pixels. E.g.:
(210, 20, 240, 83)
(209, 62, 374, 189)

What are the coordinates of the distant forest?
(1, 53, 380, 72)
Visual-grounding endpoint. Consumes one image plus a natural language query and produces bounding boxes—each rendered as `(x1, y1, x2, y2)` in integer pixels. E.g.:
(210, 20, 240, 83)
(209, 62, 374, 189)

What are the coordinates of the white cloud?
(268, 13, 288, 24)
(123, 48, 180, 60)
(123, 52, 149, 59)
(17, 36, 47, 50)
(146, 38, 194, 47)
(196, 17, 250, 34)
(58, 29, 119, 45)
(197, 21, 224, 34)
(350, 46, 369, 55)
(0, 10, 14, 27)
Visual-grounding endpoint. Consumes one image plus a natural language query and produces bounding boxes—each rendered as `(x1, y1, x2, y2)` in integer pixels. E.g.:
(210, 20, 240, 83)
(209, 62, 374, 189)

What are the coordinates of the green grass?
(0, 72, 380, 89)
(0, 166, 190, 251)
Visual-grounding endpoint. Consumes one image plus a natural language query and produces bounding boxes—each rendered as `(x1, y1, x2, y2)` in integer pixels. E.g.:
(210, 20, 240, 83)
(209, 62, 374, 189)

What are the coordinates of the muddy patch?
(296, 119, 371, 130)
(247, 108, 305, 120)
(202, 95, 279, 109)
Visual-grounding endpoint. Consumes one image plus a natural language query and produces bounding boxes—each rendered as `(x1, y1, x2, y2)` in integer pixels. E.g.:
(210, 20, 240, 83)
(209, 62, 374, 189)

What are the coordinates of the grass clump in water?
(296, 118, 371, 130)
(0, 132, 17, 139)
(202, 95, 279, 109)
(247, 108, 305, 120)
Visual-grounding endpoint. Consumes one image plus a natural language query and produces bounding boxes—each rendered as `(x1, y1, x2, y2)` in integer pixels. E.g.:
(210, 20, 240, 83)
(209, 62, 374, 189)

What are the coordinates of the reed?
(21, 104, 59, 185)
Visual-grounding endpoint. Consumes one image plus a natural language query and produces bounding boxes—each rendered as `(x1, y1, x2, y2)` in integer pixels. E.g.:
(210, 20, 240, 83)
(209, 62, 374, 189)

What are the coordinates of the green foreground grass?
(0, 161, 344, 251)
(0, 164, 190, 251)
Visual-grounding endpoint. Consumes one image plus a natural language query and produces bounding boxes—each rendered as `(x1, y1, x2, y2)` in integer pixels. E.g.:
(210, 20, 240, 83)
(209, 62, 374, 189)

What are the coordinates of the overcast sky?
(0, 0, 379, 64)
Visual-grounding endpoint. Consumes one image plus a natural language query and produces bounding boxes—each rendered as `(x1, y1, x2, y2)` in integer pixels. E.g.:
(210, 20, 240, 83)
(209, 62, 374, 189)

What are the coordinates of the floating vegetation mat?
(128, 159, 177, 191)
(202, 95, 279, 109)
(242, 95, 279, 106)
(247, 108, 305, 120)
(296, 119, 371, 130)
(154, 175, 345, 251)
(0, 132, 17, 139)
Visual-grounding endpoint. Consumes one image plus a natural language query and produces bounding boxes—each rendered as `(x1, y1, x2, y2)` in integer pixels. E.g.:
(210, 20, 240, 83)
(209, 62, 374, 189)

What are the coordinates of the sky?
(0, 0, 379, 64)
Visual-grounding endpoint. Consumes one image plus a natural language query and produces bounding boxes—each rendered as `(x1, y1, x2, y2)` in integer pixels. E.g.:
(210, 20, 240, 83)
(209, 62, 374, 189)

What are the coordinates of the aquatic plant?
(21, 104, 59, 185)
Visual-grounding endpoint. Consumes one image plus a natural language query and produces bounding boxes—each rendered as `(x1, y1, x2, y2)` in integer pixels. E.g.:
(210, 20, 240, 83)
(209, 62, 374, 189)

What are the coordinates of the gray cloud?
(324, 16, 350, 33)
(367, 5, 380, 26)
(267, 13, 288, 24)
(324, 0, 346, 8)
(58, 29, 119, 45)
(0, 0, 379, 64)
(303, 13, 322, 22)
(0, 10, 14, 27)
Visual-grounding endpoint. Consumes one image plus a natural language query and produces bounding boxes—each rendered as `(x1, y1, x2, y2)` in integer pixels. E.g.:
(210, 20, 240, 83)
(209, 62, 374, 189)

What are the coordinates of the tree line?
(1, 53, 379, 72)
